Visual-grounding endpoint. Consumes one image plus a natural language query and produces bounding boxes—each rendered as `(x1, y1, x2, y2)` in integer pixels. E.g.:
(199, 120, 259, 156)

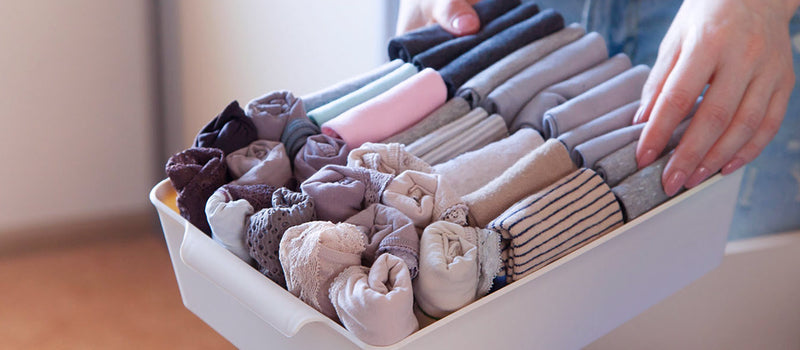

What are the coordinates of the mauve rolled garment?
(406, 107, 487, 157)
(382, 96, 471, 146)
(438, 9, 565, 97)
(165, 147, 228, 235)
(302, 60, 404, 112)
(434, 128, 545, 197)
(281, 118, 321, 161)
(245, 91, 307, 142)
(511, 53, 632, 132)
(558, 100, 639, 156)
(612, 154, 678, 221)
(542, 64, 650, 138)
(412, 2, 540, 70)
(482, 32, 608, 122)
(293, 134, 349, 184)
(463, 139, 577, 227)
(572, 123, 646, 168)
(387, 0, 521, 61)
(300, 164, 394, 223)
(457, 24, 586, 108)
(226, 140, 292, 187)
(419, 113, 508, 166)
(347, 142, 433, 176)
(322, 68, 447, 149)
(194, 101, 258, 156)
(382, 170, 470, 228)
(345, 204, 419, 278)
(308, 63, 418, 126)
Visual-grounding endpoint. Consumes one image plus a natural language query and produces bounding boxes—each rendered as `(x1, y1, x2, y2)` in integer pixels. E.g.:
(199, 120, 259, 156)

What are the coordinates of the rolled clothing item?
(293, 134, 350, 184)
(165, 147, 228, 235)
(406, 107, 487, 157)
(247, 188, 316, 287)
(302, 60, 404, 112)
(329, 254, 419, 346)
(300, 164, 394, 223)
(482, 32, 608, 122)
(386, 0, 521, 61)
(511, 53, 633, 132)
(558, 100, 639, 156)
(412, 2, 540, 70)
(226, 140, 292, 187)
(414, 221, 501, 319)
(439, 9, 565, 97)
(419, 113, 508, 166)
(612, 154, 678, 221)
(279, 221, 367, 320)
(322, 68, 447, 149)
(345, 204, 420, 278)
(382, 170, 470, 228)
(463, 139, 577, 227)
(205, 189, 255, 263)
(245, 91, 307, 141)
(434, 128, 545, 197)
(542, 64, 650, 138)
(347, 142, 433, 176)
(194, 101, 258, 155)
(489, 168, 623, 282)
(456, 24, 586, 108)
(281, 118, 321, 161)
(217, 184, 276, 212)
(572, 123, 646, 168)
(382, 97, 471, 146)
(308, 63, 418, 126)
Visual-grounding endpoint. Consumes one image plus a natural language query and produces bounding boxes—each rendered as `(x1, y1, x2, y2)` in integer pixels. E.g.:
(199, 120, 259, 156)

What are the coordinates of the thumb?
(430, 0, 480, 36)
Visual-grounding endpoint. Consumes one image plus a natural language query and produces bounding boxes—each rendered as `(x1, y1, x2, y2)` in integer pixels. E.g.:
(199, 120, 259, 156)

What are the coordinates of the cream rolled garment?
(226, 140, 292, 187)
(405, 107, 488, 157)
(419, 113, 508, 166)
(205, 189, 255, 263)
(347, 142, 433, 176)
(382, 170, 469, 229)
(345, 204, 420, 278)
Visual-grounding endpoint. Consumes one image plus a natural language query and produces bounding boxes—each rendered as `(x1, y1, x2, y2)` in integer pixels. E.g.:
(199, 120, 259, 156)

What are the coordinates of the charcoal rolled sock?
(165, 147, 229, 235)
(558, 100, 639, 156)
(302, 60, 404, 112)
(382, 97, 471, 146)
(612, 154, 678, 221)
(281, 118, 321, 161)
(412, 2, 540, 70)
(194, 101, 258, 155)
(245, 91, 307, 142)
(438, 9, 565, 98)
(406, 107, 488, 157)
(572, 123, 646, 168)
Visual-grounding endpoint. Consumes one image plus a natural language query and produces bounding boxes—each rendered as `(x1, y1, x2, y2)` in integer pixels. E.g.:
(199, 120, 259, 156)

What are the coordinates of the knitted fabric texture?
(345, 204, 420, 278)
(218, 184, 276, 212)
(245, 91, 307, 142)
(418, 113, 508, 165)
(225, 140, 292, 187)
(382, 170, 469, 229)
(247, 188, 316, 287)
(381, 97, 471, 146)
(293, 134, 350, 184)
(281, 118, 321, 161)
(612, 154, 681, 221)
(279, 221, 367, 320)
(347, 142, 433, 176)
(302, 59, 404, 112)
(300, 164, 395, 223)
(205, 189, 255, 263)
(406, 107, 487, 157)
(165, 147, 228, 235)
(489, 168, 623, 282)
(194, 100, 258, 155)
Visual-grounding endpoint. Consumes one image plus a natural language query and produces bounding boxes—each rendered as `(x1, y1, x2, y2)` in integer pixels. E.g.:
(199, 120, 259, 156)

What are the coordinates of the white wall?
(0, 1, 155, 232)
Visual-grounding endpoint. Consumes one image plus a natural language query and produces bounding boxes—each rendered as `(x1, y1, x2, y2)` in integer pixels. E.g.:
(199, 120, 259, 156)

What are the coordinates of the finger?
(634, 28, 681, 125)
(429, 0, 480, 36)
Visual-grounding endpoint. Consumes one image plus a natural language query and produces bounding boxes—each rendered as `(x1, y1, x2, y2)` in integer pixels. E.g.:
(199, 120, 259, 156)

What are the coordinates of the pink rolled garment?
(321, 68, 447, 149)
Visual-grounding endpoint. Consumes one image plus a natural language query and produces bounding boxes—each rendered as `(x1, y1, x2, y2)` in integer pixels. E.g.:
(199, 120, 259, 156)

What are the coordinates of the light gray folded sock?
(572, 123, 645, 168)
(456, 24, 586, 108)
(481, 32, 608, 123)
(511, 53, 632, 132)
(382, 97, 472, 146)
(612, 154, 680, 221)
(559, 100, 639, 155)
(406, 107, 488, 157)
(302, 59, 404, 112)
(542, 64, 650, 138)
(434, 128, 545, 197)
(420, 114, 508, 165)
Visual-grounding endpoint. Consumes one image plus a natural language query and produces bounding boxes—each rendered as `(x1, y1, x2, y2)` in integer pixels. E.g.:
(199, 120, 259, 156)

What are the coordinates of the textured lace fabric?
(347, 142, 433, 176)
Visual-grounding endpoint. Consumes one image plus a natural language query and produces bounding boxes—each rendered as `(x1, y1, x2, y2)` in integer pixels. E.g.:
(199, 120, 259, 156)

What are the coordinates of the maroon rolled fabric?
(165, 147, 229, 235)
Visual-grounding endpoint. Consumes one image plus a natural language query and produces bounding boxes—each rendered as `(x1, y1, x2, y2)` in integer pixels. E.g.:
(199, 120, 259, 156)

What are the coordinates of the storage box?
(150, 169, 743, 349)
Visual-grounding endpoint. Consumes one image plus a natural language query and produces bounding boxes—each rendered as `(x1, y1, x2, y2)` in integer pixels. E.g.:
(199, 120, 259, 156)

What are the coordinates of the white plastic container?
(150, 169, 743, 350)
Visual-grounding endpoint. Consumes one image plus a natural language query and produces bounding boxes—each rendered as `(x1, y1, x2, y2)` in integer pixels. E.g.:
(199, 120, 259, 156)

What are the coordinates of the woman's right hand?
(396, 0, 482, 36)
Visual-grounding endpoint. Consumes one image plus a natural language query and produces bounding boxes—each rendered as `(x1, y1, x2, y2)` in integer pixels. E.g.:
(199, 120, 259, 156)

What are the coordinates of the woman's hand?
(396, 0, 482, 36)
(634, 0, 799, 196)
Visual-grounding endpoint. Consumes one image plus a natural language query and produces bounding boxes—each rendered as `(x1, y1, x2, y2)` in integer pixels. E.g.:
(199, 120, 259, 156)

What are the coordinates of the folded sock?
(382, 170, 469, 229)
(542, 64, 649, 138)
(345, 204, 420, 278)
(226, 140, 292, 187)
(456, 24, 585, 108)
(511, 53, 632, 132)
(463, 139, 577, 227)
(434, 128, 545, 197)
(439, 9, 565, 97)
(322, 68, 447, 149)
(419, 113, 508, 165)
(406, 107, 487, 157)
(302, 60, 404, 112)
(572, 123, 645, 168)
(194, 101, 258, 155)
(247, 188, 316, 287)
(245, 91, 307, 141)
(412, 2, 540, 70)
(489, 168, 623, 282)
(205, 189, 255, 263)
(482, 32, 608, 122)
(281, 118, 321, 161)
(347, 142, 433, 176)
(166, 147, 229, 235)
(329, 254, 419, 346)
(612, 154, 678, 221)
(382, 97, 471, 146)
(293, 134, 350, 184)
(300, 164, 394, 223)
(559, 100, 639, 157)
(308, 63, 419, 126)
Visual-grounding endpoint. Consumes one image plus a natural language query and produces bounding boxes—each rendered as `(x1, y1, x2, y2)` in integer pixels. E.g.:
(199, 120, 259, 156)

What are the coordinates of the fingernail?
(451, 14, 477, 34)
(637, 148, 658, 169)
(685, 166, 711, 188)
(663, 170, 687, 197)
(633, 106, 645, 124)
(721, 158, 745, 175)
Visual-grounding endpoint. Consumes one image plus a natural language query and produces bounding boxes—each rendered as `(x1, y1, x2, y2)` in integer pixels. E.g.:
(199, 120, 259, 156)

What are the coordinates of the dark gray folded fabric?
(511, 53, 632, 132)
(281, 118, 321, 161)
(381, 97, 471, 146)
(302, 60, 403, 112)
(572, 123, 646, 168)
(439, 9, 565, 98)
(482, 32, 608, 122)
(542, 64, 650, 138)
(387, 0, 521, 62)
(612, 154, 679, 221)
(412, 2, 539, 70)
(559, 100, 639, 156)
(194, 101, 258, 156)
